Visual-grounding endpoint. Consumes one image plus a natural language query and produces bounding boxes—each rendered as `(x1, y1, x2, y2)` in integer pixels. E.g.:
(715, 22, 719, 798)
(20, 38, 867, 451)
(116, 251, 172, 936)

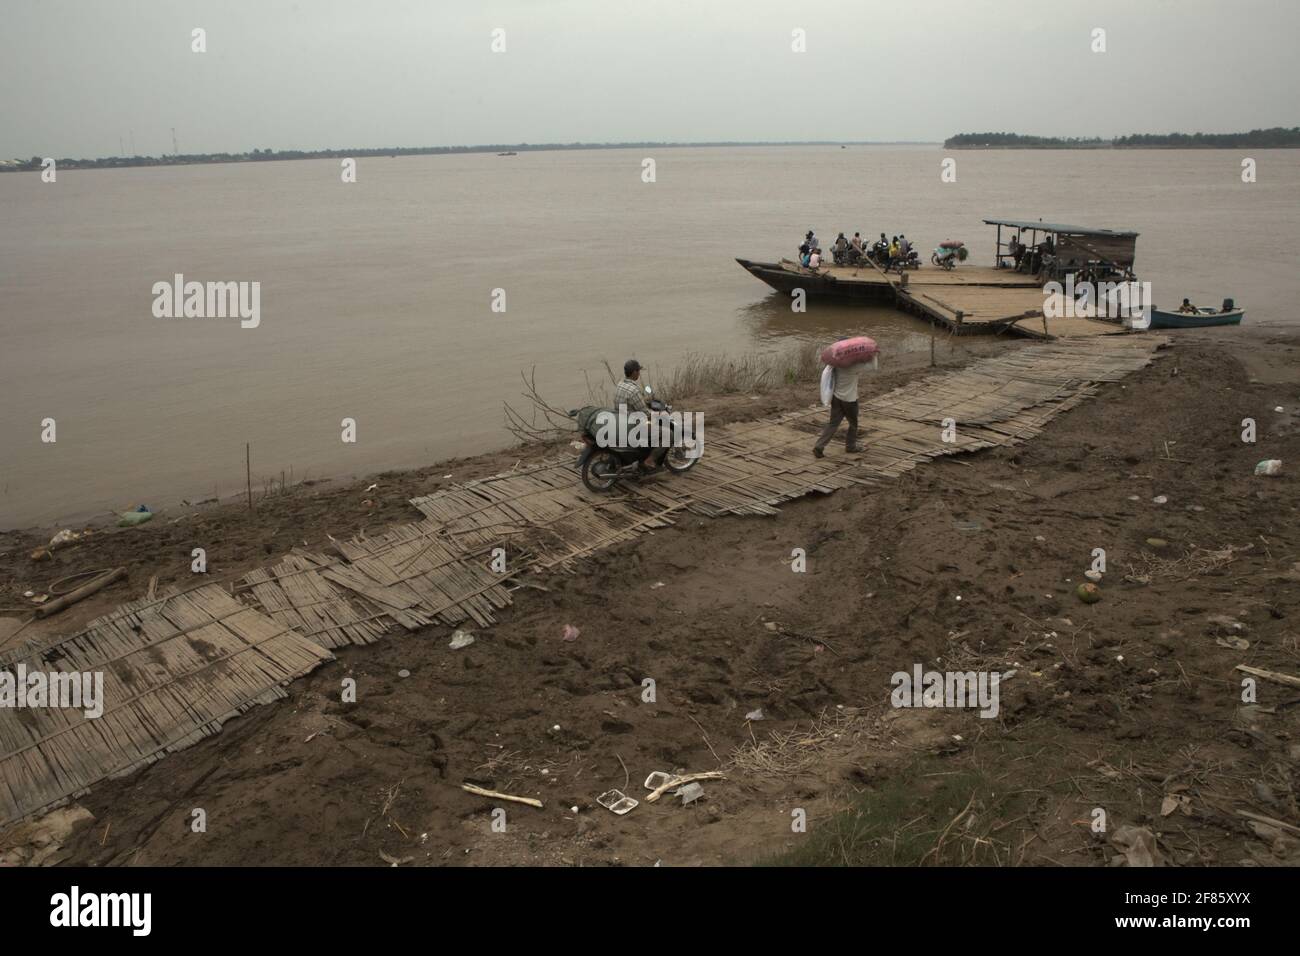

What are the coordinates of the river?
(2, 145, 1296, 527)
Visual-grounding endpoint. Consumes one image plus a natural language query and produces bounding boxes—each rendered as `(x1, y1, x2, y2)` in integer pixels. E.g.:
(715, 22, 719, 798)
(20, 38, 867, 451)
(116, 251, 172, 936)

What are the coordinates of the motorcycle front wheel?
(581, 449, 622, 493)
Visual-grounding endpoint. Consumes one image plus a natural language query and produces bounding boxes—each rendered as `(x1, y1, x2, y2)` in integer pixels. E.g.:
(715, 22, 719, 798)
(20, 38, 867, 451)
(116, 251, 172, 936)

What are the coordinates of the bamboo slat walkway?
(0, 584, 333, 826)
(0, 335, 1166, 828)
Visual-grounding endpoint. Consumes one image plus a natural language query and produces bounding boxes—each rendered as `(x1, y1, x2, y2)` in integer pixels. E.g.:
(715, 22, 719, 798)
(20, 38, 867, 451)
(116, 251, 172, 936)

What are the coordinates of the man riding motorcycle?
(575, 359, 668, 474)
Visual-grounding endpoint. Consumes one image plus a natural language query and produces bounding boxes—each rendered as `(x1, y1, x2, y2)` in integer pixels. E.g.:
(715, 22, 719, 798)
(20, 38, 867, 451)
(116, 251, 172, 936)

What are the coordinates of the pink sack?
(820, 336, 880, 369)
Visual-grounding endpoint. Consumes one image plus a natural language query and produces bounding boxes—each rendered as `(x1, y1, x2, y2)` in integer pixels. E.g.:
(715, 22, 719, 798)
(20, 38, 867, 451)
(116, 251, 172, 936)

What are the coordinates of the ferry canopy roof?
(983, 218, 1139, 239)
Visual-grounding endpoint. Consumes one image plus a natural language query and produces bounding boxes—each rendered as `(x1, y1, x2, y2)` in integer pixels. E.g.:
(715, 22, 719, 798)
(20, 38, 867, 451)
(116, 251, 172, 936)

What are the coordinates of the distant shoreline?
(944, 128, 1300, 150)
(0, 140, 939, 173)
(948, 144, 1300, 150)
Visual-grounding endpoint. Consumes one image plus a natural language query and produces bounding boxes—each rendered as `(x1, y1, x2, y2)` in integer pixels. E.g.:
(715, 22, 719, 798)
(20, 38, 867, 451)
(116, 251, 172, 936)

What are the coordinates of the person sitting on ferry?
(851, 232, 863, 253)
(808, 248, 822, 269)
(800, 249, 812, 267)
(1178, 298, 1198, 313)
(888, 236, 900, 263)
(1008, 236, 1023, 267)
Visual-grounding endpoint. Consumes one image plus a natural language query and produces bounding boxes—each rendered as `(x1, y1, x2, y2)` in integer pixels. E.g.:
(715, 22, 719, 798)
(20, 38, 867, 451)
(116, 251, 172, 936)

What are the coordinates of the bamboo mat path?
(0, 335, 1166, 828)
(0, 584, 333, 826)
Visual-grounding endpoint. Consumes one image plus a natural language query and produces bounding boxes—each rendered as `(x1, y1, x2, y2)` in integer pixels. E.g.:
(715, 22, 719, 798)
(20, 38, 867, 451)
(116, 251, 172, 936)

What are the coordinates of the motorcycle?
(865, 242, 890, 266)
(571, 387, 701, 493)
(891, 247, 921, 272)
(931, 240, 968, 271)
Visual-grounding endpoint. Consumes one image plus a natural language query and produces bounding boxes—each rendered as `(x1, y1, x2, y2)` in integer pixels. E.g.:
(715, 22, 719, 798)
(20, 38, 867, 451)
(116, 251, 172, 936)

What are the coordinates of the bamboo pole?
(35, 567, 127, 618)
(246, 443, 253, 511)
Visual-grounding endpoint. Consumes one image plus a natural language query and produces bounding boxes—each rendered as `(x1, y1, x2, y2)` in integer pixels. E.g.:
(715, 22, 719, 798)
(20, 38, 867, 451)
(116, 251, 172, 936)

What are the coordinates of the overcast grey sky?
(3, 0, 1296, 157)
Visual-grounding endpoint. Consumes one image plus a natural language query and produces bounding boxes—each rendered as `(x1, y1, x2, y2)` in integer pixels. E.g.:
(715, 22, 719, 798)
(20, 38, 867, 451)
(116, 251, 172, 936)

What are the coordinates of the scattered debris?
(1084, 569, 1103, 583)
(117, 507, 153, 527)
(645, 771, 727, 804)
(561, 624, 581, 642)
(597, 789, 638, 815)
(1216, 635, 1250, 651)
(0, 805, 95, 867)
(449, 630, 475, 649)
(460, 783, 543, 809)
(676, 782, 705, 805)
(1124, 544, 1250, 585)
(1255, 459, 1283, 477)
(35, 567, 127, 619)
(1160, 794, 1192, 817)
(398, 669, 411, 678)
(378, 850, 414, 867)
(745, 708, 765, 721)
(49, 529, 81, 550)
(1237, 809, 1300, 838)
(1109, 825, 1164, 867)
(1076, 583, 1102, 604)
(1235, 664, 1300, 690)
(1152, 495, 1168, 505)
(643, 771, 675, 791)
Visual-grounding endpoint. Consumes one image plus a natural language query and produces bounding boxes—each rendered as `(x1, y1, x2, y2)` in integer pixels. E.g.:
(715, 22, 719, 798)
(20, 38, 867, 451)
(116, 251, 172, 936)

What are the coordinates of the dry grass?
(1122, 543, 1252, 584)
(654, 343, 823, 402)
(729, 708, 870, 777)
(503, 343, 823, 444)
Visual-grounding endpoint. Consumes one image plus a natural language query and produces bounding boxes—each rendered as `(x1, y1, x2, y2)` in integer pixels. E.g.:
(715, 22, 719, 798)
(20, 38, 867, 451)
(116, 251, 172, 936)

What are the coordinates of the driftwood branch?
(644, 771, 727, 803)
(503, 363, 615, 446)
(460, 782, 544, 809)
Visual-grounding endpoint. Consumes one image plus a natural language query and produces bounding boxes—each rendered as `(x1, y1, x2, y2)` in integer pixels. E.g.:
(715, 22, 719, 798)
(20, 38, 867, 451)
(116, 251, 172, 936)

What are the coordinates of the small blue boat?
(1150, 299, 1244, 329)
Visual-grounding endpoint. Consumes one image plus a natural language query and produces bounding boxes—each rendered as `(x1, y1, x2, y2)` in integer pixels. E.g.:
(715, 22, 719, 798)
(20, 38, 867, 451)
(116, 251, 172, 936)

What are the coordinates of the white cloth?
(819, 365, 834, 406)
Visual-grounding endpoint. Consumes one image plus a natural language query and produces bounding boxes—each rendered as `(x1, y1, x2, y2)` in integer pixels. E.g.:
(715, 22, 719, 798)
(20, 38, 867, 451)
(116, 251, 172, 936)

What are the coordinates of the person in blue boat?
(1178, 297, 1198, 313)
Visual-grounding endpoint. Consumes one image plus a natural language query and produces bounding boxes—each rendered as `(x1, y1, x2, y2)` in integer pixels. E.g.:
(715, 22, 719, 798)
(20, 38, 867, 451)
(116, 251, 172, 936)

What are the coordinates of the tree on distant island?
(945, 127, 1300, 149)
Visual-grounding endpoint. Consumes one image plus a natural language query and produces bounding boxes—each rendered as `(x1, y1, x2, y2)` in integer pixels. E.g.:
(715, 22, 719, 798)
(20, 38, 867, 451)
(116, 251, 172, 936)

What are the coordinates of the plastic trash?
(117, 510, 153, 527)
(1255, 459, 1282, 476)
(49, 529, 80, 549)
(597, 789, 638, 815)
(448, 630, 474, 649)
(561, 624, 580, 642)
(676, 782, 705, 805)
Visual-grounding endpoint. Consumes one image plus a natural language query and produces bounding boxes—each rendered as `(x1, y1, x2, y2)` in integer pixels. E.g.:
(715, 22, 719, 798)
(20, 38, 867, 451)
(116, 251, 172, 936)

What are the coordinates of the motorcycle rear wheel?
(581, 449, 622, 493)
